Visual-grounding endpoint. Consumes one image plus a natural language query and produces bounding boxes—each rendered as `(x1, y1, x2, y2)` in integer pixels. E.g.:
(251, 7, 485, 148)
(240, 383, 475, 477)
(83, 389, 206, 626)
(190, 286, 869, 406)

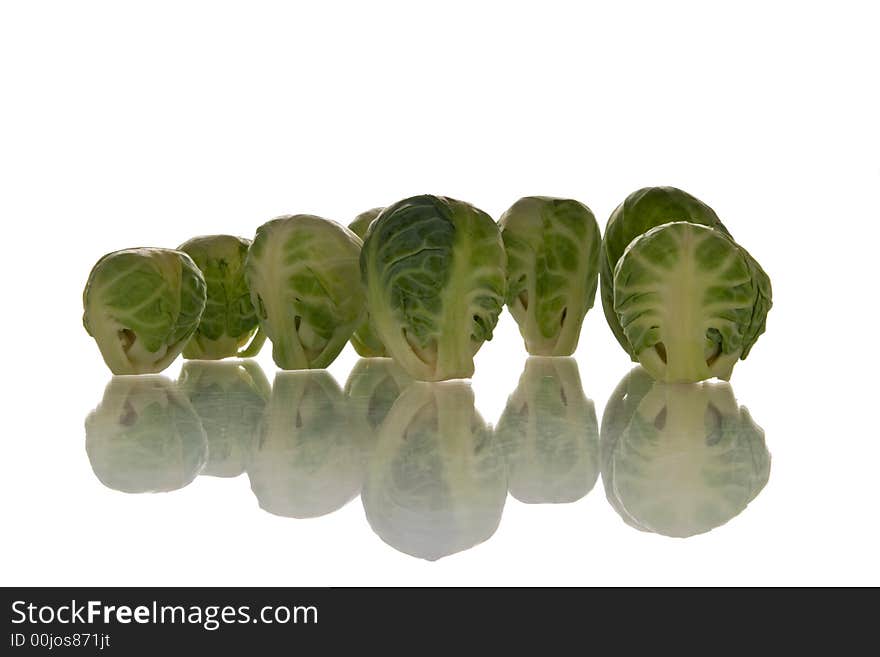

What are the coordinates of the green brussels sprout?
(600, 367, 771, 538)
(614, 222, 771, 382)
(83, 248, 207, 374)
(601, 187, 772, 382)
(360, 195, 507, 381)
(85, 376, 208, 493)
(348, 207, 384, 241)
(344, 357, 412, 433)
(499, 196, 601, 356)
(495, 357, 599, 504)
(347, 207, 388, 357)
(600, 187, 731, 356)
(362, 382, 507, 560)
(247, 372, 364, 518)
(178, 360, 271, 477)
(245, 215, 366, 370)
(178, 235, 266, 360)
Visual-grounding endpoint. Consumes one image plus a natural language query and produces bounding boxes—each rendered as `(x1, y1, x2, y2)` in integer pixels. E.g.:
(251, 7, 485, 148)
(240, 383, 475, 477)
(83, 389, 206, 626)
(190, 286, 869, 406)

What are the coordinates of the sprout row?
(83, 188, 772, 383)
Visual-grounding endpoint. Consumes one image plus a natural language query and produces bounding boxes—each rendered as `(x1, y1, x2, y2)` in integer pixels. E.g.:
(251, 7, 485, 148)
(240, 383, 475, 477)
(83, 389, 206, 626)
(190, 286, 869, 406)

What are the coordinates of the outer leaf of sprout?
(360, 195, 506, 381)
(245, 215, 366, 370)
(178, 234, 263, 360)
(83, 248, 207, 374)
(500, 196, 601, 356)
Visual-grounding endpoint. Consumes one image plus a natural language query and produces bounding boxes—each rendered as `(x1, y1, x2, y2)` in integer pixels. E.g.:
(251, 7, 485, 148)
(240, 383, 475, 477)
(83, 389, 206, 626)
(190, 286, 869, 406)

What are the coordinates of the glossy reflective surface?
(82, 358, 770, 561)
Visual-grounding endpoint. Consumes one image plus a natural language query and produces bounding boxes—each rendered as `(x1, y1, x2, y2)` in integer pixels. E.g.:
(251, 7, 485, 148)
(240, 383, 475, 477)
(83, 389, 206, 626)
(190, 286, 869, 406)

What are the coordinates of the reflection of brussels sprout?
(85, 376, 207, 493)
(344, 358, 412, 432)
(600, 187, 772, 382)
(178, 235, 265, 360)
(247, 372, 364, 518)
(348, 207, 387, 357)
(495, 358, 599, 503)
(600, 367, 771, 538)
(83, 248, 207, 374)
(499, 197, 601, 356)
(245, 215, 365, 370)
(362, 382, 506, 560)
(361, 195, 507, 381)
(178, 360, 270, 477)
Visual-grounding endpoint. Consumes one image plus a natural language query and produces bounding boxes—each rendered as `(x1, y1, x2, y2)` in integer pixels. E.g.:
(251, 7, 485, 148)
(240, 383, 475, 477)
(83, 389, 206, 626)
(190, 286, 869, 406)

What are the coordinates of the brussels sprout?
(245, 215, 366, 370)
(362, 382, 506, 560)
(348, 207, 384, 241)
(178, 235, 265, 360)
(601, 187, 772, 382)
(600, 367, 771, 537)
(178, 360, 271, 477)
(85, 376, 208, 493)
(344, 357, 412, 433)
(495, 358, 599, 503)
(247, 372, 364, 518)
(83, 248, 207, 374)
(360, 195, 507, 381)
(615, 221, 771, 382)
(347, 207, 388, 357)
(499, 197, 601, 356)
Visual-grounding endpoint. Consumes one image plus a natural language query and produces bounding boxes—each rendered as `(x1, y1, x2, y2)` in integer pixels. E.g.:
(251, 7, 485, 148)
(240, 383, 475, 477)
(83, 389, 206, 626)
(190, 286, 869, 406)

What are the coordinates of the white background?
(1, 0, 878, 586)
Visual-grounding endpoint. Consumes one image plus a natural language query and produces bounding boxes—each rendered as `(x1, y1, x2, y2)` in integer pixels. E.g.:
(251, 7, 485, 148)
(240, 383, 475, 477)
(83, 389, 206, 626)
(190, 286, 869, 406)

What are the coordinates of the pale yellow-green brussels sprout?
(83, 248, 207, 374)
(500, 197, 601, 356)
(245, 215, 365, 370)
(178, 235, 266, 360)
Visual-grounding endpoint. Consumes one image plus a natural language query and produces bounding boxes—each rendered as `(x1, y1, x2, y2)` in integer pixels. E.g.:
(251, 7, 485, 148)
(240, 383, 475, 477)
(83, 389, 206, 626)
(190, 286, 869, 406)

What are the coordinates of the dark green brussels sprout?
(362, 382, 506, 560)
(245, 215, 366, 370)
(348, 207, 387, 357)
(247, 372, 364, 518)
(178, 235, 265, 360)
(601, 187, 772, 382)
(83, 248, 207, 374)
(178, 360, 270, 477)
(500, 197, 601, 356)
(495, 357, 599, 503)
(85, 376, 207, 493)
(360, 195, 507, 381)
(600, 367, 771, 537)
